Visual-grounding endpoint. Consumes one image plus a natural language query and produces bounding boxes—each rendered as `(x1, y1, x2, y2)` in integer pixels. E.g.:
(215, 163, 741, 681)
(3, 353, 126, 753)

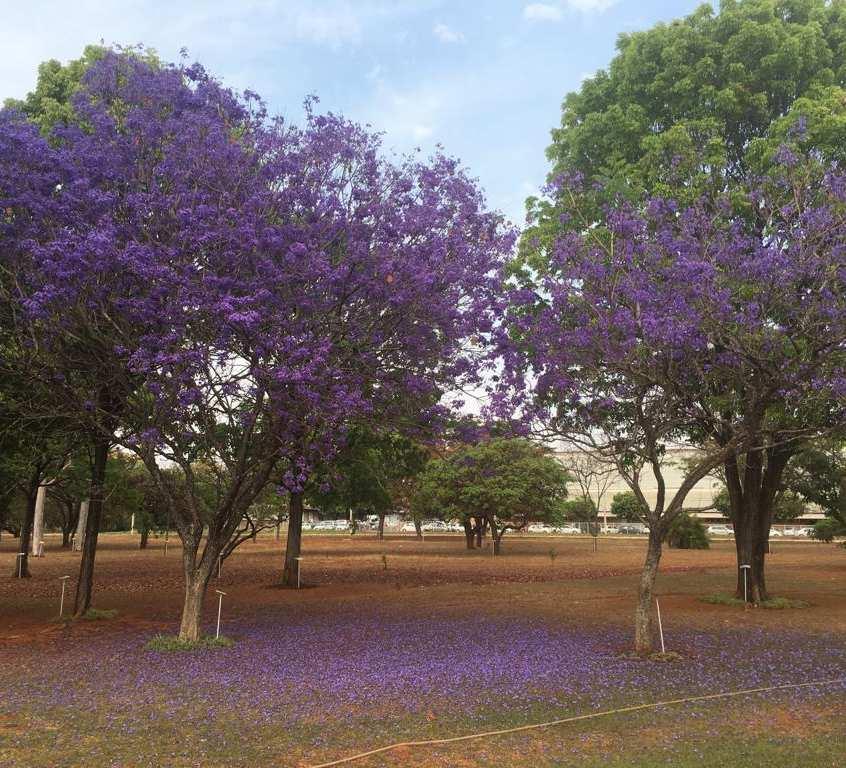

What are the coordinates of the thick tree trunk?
(73, 440, 108, 617)
(725, 445, 791, 604)
(378, 512, 385, 540)
(474, 517, 482, 548)
(178, 551, 214, 642)
(634, 532, 663, 654)
(281, 491, 304, 587)
(463, 518, 474, 550)
(14, 474, 39, 578)
(140, 527, 149, 549)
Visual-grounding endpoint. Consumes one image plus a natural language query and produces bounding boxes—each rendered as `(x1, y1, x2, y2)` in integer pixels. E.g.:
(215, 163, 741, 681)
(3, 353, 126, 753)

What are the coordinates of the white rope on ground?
(306, 677, 846, 768)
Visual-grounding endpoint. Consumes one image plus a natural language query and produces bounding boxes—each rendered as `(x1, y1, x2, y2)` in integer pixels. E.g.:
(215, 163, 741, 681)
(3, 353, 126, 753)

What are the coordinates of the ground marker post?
(655, 598, 665, 654)
(740, 564, 751, 607)
(295, 556, 302, 589)
(58, 575, 70, 618)
(16, 553, 25, 578)
(215, 589, 226, 639)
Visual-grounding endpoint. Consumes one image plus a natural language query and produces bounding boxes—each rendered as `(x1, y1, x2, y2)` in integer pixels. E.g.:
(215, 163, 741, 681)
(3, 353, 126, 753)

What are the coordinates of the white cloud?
(566, 0, 616, 11)
(432, 22, 465, 44)
(523, 0, 615, 21)
(523, 3, 563, 22)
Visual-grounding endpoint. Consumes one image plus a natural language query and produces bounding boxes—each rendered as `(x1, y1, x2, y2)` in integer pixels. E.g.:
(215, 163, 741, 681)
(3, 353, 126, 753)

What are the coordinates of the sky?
(2, 0, 704, 225)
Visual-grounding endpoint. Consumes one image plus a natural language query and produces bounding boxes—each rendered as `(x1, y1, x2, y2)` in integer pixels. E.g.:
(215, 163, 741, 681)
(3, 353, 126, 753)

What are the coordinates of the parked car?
(400, 522, 418, 533)
(617, 522, 648, 535)
(555, 524, 582, 535)
(769, 527, 784, 537)
(706, 524, 734, 537)
(795, 526, 814, 537)
(422, 520, 447, 531)
(527, 523, 554, 534)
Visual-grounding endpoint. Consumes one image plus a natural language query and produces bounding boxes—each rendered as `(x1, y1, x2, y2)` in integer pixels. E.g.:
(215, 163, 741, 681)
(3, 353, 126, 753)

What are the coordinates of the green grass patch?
(81, 608, 118, 620)
(145, 634, 235, 652)
(700, 594, 809, 609)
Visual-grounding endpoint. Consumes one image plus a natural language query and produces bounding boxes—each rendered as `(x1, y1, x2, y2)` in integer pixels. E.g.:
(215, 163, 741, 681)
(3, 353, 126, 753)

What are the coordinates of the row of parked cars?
(706, 524, 815, 538)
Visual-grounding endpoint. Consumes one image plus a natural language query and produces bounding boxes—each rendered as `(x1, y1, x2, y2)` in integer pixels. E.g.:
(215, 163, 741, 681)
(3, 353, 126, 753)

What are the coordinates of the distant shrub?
(811, 518, 841, 543)
(700, 594, 809, 609)
(667, 514, 709, 549)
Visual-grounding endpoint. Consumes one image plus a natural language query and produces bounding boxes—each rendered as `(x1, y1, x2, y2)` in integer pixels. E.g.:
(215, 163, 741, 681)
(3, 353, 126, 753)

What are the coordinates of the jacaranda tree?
(2, 50, 512, 640)
(498, 157, 846, 651)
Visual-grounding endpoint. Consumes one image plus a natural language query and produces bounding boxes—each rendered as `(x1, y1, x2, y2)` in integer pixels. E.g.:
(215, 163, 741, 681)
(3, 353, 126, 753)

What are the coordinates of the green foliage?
(811, 518, 842, 543)
(610, 492, 647, 522)
(784, 443, 846, 527)
(309, 429, 427, 518)
(412, 438, 569, 529)
(558, 496, 596, 522)
(523, 0, 846, 260)
(145, 634, 235, 652)
(667, 513, 710, 550)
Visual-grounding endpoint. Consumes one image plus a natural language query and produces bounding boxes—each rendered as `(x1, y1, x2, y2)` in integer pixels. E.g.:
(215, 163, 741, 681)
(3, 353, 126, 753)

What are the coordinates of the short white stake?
(16, 553, 25, 578)
(58, 575, 70, 618)
(215, 589, 226, 639)
(295, 556, 302, 589)
(740, 563, 751, 607)
(656, 598, 665, 654)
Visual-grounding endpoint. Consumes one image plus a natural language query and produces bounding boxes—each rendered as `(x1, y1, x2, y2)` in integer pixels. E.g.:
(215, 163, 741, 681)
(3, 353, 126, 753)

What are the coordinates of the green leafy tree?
(412, 438, 569, 554)
(667, 513, 710, 550)
(610, 491, 648, 523)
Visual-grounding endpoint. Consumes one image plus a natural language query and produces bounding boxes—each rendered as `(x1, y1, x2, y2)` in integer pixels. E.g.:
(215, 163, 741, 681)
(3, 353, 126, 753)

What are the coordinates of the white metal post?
(740, 564, 751, 606)
(655, 598, 665, 654)
(215, 590, 226, 639)
(58, 575, 70, 618)
(16, 553, 25, 578)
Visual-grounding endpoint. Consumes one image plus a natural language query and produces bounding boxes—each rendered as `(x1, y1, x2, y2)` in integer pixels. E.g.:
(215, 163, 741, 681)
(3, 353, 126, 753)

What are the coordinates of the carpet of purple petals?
(3, 607, 846, 738)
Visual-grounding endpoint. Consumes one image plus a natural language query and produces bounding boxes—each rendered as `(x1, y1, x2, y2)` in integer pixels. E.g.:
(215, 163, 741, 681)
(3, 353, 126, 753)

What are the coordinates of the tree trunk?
(14, 473, 39, 578)
(634, 531, 663, 654)
(73, 499, 89, 551)
(178, 558, 213, 642)
(414, 518, 422, 541)
(463, 518, 474, 550)
(140, 527, 149, 549)
(176, 518, 217, 642)
(281, 491, 304, 587)
(73, 440, 109, 617)
(378, 512, 385, 540)
(31, 485, 46, 556)
(474, 517, 482, 548)
(489, 516, 501, 555)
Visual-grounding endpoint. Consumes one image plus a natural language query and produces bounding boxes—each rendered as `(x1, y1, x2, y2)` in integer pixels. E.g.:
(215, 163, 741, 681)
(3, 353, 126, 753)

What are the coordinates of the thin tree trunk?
(474, 517, 482, 548)
(31, 485, 46, 556)
(489, 516, 501, 555)
(73, 440, 108, 616)
(378, 512, 385, 540)
(414, 518, 422, 541)
(14, 472, 39, 578)
(281, 491, 304, 587)
(634, 532, 663, 654)
(140, 527, 149, 549)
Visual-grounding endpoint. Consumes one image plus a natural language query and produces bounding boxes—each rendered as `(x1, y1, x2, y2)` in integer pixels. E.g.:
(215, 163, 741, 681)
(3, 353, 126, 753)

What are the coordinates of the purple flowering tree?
(499, 161, 846, 652)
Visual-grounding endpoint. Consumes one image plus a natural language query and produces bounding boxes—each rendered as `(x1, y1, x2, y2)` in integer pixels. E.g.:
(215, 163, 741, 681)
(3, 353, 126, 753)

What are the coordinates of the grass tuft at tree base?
(82, 608, 118, 620)
(145, 634, 235, 652)
(700, 594, 809, 609)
